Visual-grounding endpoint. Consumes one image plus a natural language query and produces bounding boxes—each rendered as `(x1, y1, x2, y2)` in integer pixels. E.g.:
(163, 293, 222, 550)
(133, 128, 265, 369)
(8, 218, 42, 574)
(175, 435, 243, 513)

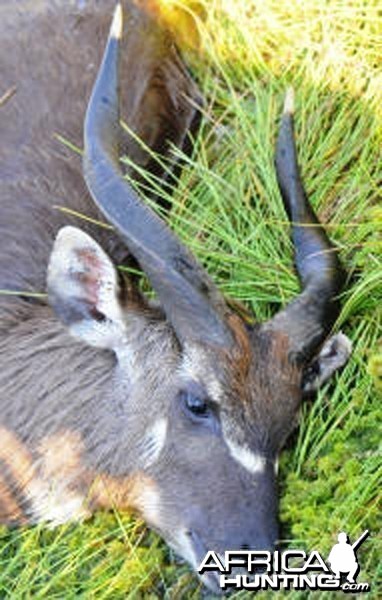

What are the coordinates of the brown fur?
(0, 428, 34, 523)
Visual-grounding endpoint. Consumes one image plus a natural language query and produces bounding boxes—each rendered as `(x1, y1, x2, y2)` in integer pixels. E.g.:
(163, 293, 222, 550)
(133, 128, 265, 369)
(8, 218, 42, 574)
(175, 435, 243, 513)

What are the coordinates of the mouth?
(169, 529, 277, 595)
(187, 530, 223, 595)
(167, 529, 224, 595)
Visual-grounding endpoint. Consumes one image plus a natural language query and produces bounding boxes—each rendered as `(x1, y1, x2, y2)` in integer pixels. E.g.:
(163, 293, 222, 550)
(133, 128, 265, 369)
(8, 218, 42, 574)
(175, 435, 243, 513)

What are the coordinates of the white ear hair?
(48, 226, 127, 351)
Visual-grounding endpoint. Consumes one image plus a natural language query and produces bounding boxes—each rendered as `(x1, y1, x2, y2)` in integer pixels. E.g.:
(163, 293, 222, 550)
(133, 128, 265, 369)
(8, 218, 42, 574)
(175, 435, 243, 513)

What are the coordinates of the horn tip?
(283, 87, 295, 115)
(110, 3, 123, 40)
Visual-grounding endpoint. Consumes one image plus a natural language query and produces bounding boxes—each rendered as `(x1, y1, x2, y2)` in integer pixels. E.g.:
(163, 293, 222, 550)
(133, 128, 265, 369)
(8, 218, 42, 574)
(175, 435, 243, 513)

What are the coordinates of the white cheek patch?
(28, 480, 90, 527)
(137, 483, 161, 528)
(139, 418, 168, 468)
(226, 439, 266, 475)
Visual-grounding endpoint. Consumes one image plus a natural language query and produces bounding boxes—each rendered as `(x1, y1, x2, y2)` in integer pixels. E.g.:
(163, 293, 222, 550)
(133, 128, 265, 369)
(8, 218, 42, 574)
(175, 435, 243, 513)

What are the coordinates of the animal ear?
(302, 333, 352, 394)
(47, 226, 127, 350)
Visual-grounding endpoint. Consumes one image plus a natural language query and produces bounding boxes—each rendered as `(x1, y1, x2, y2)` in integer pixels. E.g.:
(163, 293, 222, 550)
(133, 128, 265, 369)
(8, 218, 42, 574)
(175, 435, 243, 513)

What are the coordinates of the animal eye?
(185, 392, 209, 416)
(179, 389, 210, 420)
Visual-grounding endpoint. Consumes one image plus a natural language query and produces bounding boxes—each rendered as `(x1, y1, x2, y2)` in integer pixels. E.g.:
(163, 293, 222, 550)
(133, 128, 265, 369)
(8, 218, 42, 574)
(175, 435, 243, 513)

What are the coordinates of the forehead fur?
(228, 321, 301, 436)
(181, 315, 302, 452)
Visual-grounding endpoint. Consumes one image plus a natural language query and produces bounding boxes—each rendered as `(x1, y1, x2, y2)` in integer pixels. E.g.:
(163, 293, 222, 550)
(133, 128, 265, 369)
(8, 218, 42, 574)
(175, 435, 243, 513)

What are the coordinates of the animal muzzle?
(187, 524, 278, 595)
(164, 486, 279, 594)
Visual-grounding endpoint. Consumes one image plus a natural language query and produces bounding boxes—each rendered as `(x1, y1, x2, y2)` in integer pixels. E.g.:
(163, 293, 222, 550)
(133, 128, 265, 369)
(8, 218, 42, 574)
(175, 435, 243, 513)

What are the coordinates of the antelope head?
(47, 4, 351, 592)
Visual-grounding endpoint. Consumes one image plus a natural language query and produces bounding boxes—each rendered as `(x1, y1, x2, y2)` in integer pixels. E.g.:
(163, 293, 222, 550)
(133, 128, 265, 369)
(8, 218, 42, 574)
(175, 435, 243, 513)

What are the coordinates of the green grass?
(1, 0, 381, 598)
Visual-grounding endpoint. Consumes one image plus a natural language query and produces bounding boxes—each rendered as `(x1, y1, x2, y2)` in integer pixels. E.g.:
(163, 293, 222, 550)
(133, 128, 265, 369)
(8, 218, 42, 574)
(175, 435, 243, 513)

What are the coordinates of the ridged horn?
(83, 4, 234, 348)
(265, 89, 346, 362)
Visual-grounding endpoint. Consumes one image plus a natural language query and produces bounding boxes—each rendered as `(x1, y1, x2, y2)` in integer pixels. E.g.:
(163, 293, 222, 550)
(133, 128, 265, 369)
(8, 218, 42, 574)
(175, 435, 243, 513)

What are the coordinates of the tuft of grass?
(1, 1, 381, 598)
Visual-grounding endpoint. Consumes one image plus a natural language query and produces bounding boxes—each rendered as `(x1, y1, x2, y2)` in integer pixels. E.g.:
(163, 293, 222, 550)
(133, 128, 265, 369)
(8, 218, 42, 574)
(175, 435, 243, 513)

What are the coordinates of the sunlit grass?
(1, 0, 381, 598)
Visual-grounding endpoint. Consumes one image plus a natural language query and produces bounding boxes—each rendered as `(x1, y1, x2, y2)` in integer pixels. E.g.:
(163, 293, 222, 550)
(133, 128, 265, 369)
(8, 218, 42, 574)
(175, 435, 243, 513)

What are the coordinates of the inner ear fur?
(302, 333, 352, 394)
(47, 226, 129, 350)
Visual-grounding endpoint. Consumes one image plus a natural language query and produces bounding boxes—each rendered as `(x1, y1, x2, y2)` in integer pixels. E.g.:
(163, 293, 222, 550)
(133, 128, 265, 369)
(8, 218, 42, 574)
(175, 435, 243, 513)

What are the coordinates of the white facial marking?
(274, 457, 279, 475)
(226, 439, 266, 475)
(171, 530, 199, 569)
(28, 480, 89, 527)
(138, 484, 161, 527)
(140, 418, 168, 468)
(172, 532, 225, 592)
